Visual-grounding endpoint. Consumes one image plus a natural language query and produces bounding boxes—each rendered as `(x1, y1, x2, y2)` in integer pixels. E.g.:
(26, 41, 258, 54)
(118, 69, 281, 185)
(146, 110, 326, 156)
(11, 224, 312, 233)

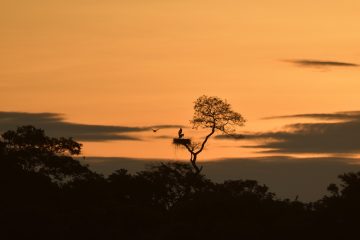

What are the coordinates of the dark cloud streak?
(287, 59, 359, 68)
(217, 111, 360, 154)
(0, 111, 182, 142)
(263, 111, 360, 120)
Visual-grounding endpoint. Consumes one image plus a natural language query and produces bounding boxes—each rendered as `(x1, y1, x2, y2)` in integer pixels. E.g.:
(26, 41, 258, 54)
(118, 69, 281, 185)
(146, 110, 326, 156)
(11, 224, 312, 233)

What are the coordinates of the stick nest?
(172, 138, 191, 146)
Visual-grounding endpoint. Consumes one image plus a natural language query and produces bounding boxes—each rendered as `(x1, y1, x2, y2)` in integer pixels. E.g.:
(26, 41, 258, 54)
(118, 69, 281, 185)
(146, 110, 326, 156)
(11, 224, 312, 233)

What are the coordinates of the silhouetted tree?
(0, 126, 105, 239)
(179, 95, 245, 173)
(1, 125, 97, 184)
(312, 171, 360, 239)
(109, 162, 213, 210)
(142, 162, 214, 208)
(318, 171, 360, 208)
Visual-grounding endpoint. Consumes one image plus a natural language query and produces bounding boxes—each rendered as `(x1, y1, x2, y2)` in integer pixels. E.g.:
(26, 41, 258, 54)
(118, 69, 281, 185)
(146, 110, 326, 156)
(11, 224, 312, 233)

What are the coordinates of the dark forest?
(1, 126, 360, 240)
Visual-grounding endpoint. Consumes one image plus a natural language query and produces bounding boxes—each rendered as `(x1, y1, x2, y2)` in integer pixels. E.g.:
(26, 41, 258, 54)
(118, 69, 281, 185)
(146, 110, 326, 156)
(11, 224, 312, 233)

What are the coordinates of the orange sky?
(1, 0, 360, 160)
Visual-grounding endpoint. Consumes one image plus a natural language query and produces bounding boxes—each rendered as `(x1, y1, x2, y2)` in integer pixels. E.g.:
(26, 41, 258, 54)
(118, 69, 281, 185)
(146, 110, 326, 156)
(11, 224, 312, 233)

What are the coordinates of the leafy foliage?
(192, 95, 246, 133)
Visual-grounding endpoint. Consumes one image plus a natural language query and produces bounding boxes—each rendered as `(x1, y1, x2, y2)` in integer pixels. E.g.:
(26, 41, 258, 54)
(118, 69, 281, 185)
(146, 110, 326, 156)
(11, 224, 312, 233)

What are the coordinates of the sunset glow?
(2, 0, 360, 162)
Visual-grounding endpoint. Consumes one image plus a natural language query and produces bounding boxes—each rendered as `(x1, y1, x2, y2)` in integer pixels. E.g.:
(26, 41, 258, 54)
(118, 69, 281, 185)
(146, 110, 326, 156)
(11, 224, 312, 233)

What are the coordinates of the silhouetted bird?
(152, 128, 160, 133)
(178, 128, 184, 138)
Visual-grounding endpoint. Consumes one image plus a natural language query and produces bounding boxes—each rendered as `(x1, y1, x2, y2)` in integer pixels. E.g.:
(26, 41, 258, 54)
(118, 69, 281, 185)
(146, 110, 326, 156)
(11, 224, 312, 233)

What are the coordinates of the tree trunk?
(190, 154, 202, 174)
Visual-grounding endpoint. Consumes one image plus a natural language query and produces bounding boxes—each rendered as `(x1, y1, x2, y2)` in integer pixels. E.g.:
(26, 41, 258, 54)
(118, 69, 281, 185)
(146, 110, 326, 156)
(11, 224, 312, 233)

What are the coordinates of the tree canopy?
(192, 95, 246, 133)
(180, 95, 246, 173)
(1, 125, 97, 183)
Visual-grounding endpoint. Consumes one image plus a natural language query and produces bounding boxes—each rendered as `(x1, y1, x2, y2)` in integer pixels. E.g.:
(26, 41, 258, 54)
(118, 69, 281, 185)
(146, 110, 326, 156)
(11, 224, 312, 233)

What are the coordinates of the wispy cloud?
(217, 111, 360, 154)
(0, 111, 182, 142)
(263, 111, 360, 120)
(152, 135, 175, 139)
(287, 59, 359, 68)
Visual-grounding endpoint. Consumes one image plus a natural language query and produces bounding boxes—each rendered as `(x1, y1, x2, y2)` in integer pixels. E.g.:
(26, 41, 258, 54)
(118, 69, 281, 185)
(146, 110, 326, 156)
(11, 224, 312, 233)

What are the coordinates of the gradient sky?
(1, 0, 360, 162)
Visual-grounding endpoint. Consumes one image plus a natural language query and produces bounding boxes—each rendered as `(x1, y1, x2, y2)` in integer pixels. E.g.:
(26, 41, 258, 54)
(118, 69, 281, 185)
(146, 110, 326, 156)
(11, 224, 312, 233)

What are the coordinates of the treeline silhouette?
(1, 126, 360, 240)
